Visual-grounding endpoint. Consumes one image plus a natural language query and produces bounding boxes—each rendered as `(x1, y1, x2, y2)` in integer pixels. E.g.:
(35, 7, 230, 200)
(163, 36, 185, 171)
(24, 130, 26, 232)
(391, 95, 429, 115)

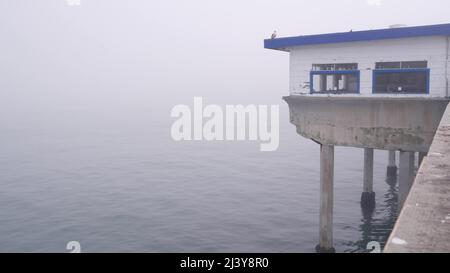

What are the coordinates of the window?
(375, 61, 428, 69)
(310, 63, 359, 94)
(312, 63, 358, 71)
(373, 61, 429, 94)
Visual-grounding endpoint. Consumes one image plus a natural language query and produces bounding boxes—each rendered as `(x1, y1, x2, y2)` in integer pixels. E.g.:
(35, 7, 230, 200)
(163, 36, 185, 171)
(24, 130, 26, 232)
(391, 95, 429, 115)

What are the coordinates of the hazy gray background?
(0, 0, 449, 252)
(2, 0, 450, 109)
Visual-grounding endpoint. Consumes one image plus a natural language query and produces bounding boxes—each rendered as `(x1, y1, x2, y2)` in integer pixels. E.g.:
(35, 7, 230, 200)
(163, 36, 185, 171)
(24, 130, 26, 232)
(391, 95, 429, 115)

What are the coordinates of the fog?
(1, 0, 450, 141)
(0, 0, 449, 253)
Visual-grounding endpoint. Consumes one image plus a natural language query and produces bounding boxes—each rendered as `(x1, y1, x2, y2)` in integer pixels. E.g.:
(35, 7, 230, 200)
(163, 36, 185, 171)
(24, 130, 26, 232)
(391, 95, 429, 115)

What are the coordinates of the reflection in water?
(344, 172, 398, 253)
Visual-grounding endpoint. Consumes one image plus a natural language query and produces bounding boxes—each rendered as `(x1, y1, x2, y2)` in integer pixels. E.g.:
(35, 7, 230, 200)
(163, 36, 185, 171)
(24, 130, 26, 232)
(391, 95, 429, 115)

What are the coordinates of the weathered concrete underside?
(385, 104, 450, 253)
(284, 96, 450, 152)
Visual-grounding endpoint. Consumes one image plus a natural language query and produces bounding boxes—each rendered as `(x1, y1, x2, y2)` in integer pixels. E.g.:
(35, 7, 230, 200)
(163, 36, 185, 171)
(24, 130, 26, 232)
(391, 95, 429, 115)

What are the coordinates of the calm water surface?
(0, 93, 399, 253)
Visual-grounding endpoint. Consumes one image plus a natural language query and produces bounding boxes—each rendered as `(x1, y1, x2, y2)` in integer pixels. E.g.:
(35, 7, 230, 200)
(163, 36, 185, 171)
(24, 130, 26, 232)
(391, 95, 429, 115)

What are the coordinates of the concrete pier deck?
(283, 96, 450, 152)
(385, 104, 450, 253)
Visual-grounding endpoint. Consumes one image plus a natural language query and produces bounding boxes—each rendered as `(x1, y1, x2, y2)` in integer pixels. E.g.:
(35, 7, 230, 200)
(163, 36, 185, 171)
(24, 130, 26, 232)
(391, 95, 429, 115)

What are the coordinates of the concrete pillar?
(398, 151, 415, 210)
(387, 150, 397, 177)
(418, 152, 427, 167)
(316, 144, 335, 253)
(361, 148, 375, 209)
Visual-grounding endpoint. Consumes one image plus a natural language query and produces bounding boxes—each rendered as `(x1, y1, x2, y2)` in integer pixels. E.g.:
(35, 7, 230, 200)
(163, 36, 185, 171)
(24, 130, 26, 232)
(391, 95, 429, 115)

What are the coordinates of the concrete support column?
(418, 152, 427, 167)
(387, 150, 397, 177)
(316, 144, 335, 253)
(398, 151, 415, 210)
(361, 148, 375, 209)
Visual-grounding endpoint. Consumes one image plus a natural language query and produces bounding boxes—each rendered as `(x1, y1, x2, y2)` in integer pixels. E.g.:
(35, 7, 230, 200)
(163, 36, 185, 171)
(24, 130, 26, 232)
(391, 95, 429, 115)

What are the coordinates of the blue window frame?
(372, 68, 430, 94)
(310, 70, 360, 94)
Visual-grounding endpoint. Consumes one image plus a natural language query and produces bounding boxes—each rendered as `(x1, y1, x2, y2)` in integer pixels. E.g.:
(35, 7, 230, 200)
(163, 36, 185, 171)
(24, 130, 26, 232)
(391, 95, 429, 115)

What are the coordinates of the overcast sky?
(1, 0, 450, 123)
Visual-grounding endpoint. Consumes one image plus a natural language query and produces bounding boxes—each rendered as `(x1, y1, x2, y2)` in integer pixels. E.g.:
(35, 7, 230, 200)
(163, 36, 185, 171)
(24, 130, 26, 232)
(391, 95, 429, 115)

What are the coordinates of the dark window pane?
(376, 61, 428, 69)
(401, 61, 427, 68)
(335, 63, 358, 70)
(376, 62, 401, 69)
(374, 71, 428, 93)
(312, 63, 358, 71)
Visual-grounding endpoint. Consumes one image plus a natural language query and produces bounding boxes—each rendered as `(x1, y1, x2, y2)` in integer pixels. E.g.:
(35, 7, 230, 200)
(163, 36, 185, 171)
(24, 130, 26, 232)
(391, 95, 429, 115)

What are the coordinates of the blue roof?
(264, 23, 450, 51)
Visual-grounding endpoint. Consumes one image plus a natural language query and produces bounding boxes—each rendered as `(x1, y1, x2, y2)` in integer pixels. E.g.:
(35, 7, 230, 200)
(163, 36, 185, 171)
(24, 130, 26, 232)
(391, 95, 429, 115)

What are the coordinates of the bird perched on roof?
(271, 31, 277, 39)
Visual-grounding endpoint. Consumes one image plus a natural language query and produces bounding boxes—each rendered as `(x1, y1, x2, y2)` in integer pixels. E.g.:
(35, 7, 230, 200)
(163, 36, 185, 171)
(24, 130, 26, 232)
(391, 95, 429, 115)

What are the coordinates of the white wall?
(288, 36, 449, 97)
